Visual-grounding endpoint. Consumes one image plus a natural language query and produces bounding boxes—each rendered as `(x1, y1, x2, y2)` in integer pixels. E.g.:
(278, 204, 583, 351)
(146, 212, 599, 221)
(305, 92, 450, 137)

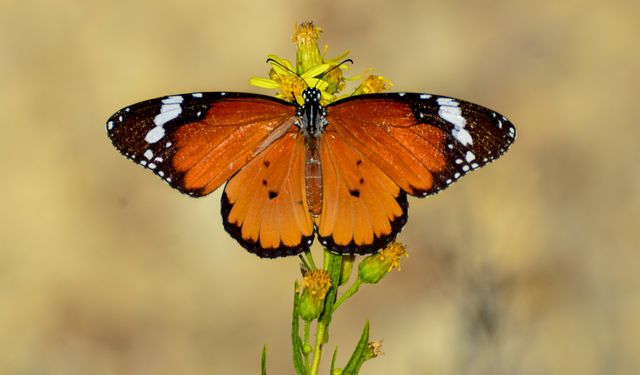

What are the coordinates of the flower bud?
(358, 242, 408, 284)
(298, 270, 332, 321)
(365, 340, 384, 360)
(293, 22, 324, 75)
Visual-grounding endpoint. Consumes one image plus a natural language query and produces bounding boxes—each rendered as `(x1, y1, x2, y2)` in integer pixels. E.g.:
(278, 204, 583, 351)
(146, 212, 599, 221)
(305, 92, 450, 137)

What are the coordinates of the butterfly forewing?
(106, 92, 298, 196)
(326, 93, 516, 197)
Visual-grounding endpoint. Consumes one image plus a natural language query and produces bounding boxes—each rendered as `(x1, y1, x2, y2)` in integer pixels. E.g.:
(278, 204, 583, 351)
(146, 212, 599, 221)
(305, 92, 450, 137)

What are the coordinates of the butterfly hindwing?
(106, 92, 298, 197)
(316, 129, 408, 254)
(221, 131, 315, 257)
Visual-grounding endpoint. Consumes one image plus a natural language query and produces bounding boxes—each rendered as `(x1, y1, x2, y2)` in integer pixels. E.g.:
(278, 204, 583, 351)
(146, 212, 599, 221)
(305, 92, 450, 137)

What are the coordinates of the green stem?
(309, 320, 328, 375)
(333, 279, 362, 311)
(305, 250, 318, 270)
(304, 320, 311, 367)
(309, 251, 343, 374)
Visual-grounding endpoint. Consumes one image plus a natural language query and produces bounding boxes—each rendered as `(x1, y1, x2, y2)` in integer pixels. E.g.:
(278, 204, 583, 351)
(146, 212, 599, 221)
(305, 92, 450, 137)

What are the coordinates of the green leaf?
(292, 282, 308, 375)
(261, 344, 267, 375)
(342, 321, 370, 374)
(320, 252, 343, 327)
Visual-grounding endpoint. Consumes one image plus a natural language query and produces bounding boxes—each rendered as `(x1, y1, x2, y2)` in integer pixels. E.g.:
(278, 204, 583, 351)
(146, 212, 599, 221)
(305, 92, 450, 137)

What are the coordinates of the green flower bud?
(298, 270, 332, 321)
(358, 242, 408, 284)
(293, 22, 324, 75)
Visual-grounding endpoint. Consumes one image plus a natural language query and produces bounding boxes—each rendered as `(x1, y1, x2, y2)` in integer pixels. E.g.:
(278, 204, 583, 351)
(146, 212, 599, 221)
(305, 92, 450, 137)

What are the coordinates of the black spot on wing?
(318, 191, 408, 255)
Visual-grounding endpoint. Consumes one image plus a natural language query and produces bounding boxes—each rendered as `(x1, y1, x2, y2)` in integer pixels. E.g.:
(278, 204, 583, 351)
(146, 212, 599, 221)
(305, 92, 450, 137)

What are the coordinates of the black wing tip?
(220, 191, 311, 258)
(318, 191, 409, 256)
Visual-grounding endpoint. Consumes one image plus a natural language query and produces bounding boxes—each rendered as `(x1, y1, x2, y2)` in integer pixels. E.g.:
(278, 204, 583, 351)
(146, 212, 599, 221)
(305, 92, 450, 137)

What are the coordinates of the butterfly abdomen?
(304, 136, 323, 216)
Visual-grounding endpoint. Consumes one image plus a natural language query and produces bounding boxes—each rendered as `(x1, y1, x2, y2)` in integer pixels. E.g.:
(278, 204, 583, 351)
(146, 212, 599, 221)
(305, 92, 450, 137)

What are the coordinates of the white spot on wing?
(437, 97, 472, 146)
(192, 93, 203, 98)
(145, 96, 184, 144)
(107, 120, 114, 130)
(145, 127, 165, 144)
(439, 105, 464, 127)
(465, 151, 476, 163)
(452, 127, 472, 146)
(437, 97, 458, 106)
(420, 94, 431, 99)
(144, 149, 154, 160)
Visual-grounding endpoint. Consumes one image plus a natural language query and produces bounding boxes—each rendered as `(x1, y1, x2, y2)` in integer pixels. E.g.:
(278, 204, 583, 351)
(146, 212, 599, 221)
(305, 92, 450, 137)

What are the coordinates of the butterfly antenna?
(266, 58, 298, 76)
(313, 59, 354, 88)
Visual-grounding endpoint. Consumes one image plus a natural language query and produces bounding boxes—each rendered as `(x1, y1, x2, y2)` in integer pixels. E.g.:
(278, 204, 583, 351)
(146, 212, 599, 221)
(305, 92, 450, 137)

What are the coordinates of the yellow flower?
(250, 55, 332, 105)
(249, 21, 393, 107)
(298, 270, 332, 321)
(352, 75, 394, 95)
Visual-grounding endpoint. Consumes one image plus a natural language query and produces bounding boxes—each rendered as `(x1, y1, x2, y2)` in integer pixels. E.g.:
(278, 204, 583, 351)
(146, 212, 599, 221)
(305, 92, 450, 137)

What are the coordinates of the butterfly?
(106, 86, 516, 258)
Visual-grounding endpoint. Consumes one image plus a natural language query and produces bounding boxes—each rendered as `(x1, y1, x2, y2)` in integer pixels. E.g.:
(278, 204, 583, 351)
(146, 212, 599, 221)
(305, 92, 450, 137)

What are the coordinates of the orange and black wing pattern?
(107, 92, 317, 257)
(106, 92, 298, 197)
(221, 132, 315, 257)
(318, 93, 516, 254)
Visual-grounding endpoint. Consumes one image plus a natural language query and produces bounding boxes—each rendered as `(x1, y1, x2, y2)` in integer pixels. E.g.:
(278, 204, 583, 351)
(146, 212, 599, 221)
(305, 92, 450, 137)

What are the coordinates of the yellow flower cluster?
(250, 21, 392, 106)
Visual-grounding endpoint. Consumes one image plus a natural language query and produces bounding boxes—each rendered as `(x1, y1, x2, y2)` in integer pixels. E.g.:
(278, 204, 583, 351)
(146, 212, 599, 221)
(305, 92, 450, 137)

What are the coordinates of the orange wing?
(318, 93, 516, 254)
(107, 93, 298, 197)
(316, 129, 408, 254)
(222, 131, 315, 257)
(325, 97, 448, 196)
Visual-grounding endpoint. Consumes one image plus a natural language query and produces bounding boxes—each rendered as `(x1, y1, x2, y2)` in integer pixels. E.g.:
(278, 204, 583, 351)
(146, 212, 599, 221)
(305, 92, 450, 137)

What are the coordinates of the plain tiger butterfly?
(106, 81, 516, 258)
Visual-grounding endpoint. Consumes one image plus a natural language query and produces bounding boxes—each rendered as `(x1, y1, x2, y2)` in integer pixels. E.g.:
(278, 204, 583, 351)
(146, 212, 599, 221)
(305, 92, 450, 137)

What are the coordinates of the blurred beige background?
(1, 0, 638, 374)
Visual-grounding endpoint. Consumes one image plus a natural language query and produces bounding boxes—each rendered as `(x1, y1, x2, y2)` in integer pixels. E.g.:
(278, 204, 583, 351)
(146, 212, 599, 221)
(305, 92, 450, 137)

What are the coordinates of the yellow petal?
(301, 63, 332, 79)
(249, 77, 281, 89)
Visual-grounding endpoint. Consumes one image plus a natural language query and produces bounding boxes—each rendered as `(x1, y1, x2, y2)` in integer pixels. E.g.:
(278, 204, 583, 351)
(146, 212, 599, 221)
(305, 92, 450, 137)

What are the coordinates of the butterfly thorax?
(297, 88, 328, 138)
(296, 88, 327, 217)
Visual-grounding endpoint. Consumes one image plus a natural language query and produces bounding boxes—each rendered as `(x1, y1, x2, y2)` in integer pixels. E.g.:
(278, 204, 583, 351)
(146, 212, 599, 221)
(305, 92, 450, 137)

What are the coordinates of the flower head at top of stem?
(298, 269, 332, 321)
(250, 21, 392, 106)
(357, 242, 408, 284)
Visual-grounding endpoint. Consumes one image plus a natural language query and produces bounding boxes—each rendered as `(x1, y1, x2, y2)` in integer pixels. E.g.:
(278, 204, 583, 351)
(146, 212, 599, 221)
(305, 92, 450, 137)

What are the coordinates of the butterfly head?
(301, 88, 322, 104)
(297, 88, 327, 138)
